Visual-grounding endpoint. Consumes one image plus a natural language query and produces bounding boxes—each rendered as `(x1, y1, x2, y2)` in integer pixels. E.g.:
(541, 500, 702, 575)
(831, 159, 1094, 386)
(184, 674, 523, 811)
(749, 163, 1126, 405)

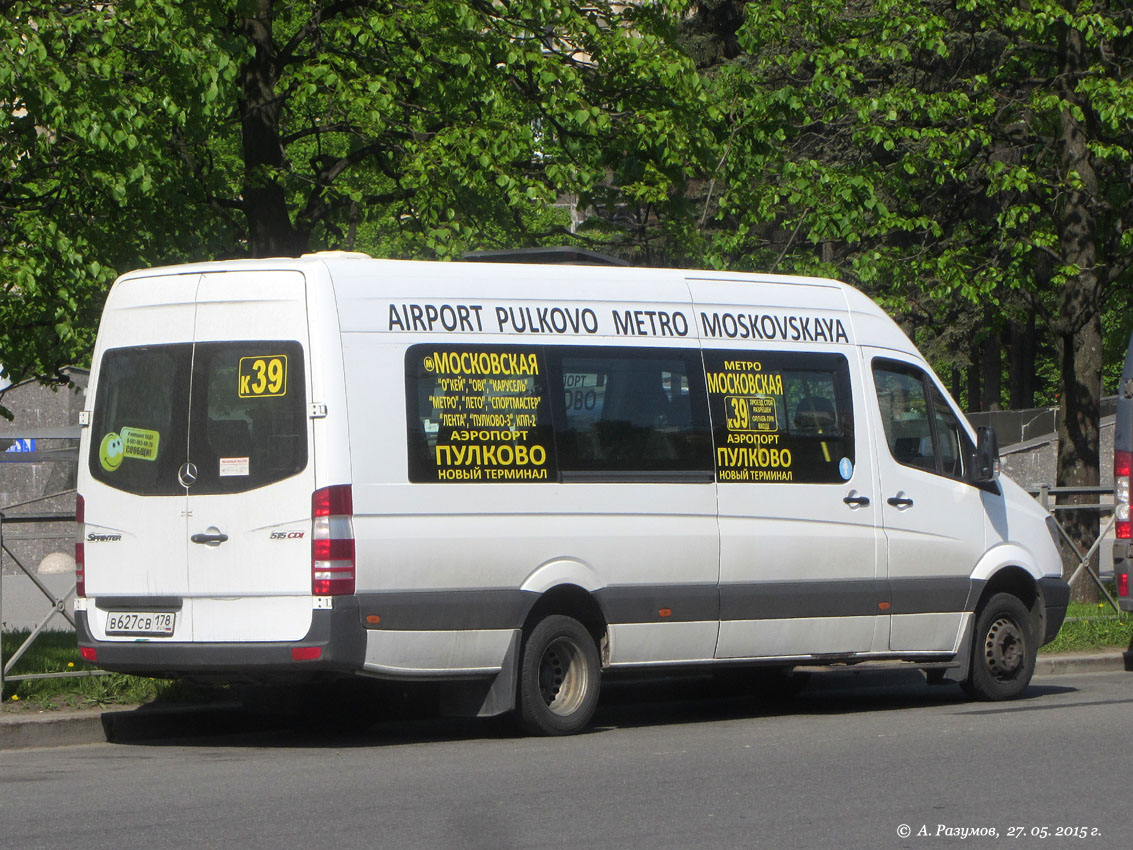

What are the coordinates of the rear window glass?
(189, 343, 308, 494)
(89, 344, 188, 496)
(89, 341, 307, 495)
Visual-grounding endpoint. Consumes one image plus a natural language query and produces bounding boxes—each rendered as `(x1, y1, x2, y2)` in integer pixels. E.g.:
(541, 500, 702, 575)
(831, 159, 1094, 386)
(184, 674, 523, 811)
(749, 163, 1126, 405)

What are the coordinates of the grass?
(4, 603, 1131, 711)
(1039, 600, 1133, 654)
(1, 630, 227, 712)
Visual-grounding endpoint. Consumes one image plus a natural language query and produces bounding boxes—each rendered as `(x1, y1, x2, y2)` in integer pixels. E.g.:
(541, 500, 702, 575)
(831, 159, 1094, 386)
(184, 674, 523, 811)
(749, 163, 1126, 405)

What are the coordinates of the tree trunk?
(966, 358, 981, 413)
(980, 325, 1002, 411)
(238, 0, 308, 258)
(1053, 21, 1102, 602)
(1007, 315, 1036, 410)
(1055, 319, 1102, 602)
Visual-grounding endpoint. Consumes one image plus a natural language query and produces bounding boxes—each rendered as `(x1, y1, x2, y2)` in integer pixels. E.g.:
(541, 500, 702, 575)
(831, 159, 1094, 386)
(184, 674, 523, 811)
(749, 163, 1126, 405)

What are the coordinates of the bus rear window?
(89, 342, 308, 495)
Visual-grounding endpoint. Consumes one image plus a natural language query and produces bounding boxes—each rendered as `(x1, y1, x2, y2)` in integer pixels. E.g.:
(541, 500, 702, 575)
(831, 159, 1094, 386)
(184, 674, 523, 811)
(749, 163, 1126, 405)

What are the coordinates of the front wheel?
(517, 615, 601, 736)
(961, 592, 1036, 701)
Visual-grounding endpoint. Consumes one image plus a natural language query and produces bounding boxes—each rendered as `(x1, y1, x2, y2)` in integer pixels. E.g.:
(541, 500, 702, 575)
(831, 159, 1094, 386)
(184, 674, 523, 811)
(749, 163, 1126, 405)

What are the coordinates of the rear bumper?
(1038, 576, 1071, 645)
(75, 597, 366, 681)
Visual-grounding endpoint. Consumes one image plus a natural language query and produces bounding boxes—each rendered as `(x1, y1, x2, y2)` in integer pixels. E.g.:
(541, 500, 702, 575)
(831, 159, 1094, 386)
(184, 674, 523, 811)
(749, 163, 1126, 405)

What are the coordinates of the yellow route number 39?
(238, 355, 288, 398)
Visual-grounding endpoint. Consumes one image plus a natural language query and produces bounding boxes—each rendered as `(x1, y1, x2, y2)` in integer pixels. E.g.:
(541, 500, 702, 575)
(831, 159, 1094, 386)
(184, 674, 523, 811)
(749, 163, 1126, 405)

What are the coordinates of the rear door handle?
(191, 532, 229, 546)
(843, 493, 871, 507)
(886, 495, 914, 508)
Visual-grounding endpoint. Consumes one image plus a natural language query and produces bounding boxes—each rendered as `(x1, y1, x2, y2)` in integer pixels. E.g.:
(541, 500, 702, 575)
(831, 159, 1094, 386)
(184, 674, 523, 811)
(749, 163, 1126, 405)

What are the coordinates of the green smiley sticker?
(99, 432, 125, 472)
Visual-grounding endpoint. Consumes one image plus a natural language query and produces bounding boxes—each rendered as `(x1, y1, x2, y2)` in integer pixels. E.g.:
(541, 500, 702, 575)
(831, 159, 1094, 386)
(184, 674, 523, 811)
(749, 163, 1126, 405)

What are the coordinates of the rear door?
(183, 271, 315, 641)
(85, 276, 198, 599)
(86, 270, 316, 642)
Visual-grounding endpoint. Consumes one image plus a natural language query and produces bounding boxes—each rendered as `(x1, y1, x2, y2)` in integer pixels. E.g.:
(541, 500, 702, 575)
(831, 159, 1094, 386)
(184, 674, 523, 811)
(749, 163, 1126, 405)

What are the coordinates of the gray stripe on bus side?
(356, 589, 537, 631)
(355, 576, 982, 631)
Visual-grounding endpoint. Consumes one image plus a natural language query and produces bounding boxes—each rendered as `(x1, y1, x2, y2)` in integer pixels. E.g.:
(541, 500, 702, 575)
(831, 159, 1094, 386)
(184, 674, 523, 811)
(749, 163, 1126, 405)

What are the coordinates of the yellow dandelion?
(11, 695, 19, 702)
(67, 662, 74, 668)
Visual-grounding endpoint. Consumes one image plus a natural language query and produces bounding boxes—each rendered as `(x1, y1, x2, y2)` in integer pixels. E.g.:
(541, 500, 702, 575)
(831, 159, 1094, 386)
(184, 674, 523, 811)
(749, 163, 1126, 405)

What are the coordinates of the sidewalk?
(2, 651, 1129, 751)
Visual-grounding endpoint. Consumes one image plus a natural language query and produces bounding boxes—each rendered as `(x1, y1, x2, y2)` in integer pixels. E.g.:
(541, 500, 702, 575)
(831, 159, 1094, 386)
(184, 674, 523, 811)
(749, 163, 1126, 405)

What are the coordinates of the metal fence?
(0, 424, 106, 695)
(1032, 485, 1118, 612)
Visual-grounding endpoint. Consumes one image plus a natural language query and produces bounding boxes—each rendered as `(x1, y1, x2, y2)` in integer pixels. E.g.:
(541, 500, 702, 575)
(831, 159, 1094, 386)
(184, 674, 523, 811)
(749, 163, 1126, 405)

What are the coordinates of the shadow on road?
(109, 667, 1086, 750)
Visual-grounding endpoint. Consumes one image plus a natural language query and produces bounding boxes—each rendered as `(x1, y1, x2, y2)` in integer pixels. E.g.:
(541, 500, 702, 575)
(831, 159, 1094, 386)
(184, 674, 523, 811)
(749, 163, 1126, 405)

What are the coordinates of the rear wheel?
(961, 592, 1036, 701)
(517, 615, 601, 736)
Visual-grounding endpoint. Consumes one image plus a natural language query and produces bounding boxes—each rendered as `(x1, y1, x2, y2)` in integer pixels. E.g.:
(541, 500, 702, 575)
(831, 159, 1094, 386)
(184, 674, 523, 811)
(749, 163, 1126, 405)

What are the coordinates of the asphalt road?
(1, 668, 1131, 850)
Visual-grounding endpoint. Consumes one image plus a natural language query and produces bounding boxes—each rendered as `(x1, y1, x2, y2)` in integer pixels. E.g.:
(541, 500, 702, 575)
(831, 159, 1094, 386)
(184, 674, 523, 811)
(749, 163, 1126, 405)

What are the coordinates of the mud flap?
(438, 630, 520, 718)
(942, 617, 973, 684)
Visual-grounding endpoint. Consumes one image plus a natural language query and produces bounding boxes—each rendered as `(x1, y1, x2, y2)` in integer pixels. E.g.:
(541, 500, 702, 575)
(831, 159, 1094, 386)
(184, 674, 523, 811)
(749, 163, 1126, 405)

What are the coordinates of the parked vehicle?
(75, 252, 1069, 734)
(1113, 333, 1132, 614)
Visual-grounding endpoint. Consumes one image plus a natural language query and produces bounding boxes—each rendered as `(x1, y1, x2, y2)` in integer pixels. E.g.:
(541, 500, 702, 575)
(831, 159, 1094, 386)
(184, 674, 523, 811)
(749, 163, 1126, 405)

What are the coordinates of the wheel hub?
(984, 616, 1023, 680)
(539, 637, 586, 716)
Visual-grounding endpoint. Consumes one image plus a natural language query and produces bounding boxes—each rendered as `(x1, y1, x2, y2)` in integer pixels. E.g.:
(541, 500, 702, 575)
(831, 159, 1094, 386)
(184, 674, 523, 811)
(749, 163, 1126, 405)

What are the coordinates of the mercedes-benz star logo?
(178, 462, 198, 488)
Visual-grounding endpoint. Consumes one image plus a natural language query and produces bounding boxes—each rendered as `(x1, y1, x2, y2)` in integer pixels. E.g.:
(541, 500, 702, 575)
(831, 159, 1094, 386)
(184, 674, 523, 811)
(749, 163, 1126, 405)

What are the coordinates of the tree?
(1, 2, 243, 399)
(683, 0, 1133, 595)
(1, 0, 712, 398)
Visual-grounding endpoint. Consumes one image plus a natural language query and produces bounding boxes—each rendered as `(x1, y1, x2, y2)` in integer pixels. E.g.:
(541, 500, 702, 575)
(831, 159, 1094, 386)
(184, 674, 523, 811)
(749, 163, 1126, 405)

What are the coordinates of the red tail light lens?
(312, 485, 355, 595)
(313, 484, 353, 517)
(75, 493, 86, 598)
(1116, 450, 1131, 540)
(1118, 571, 1129, 599)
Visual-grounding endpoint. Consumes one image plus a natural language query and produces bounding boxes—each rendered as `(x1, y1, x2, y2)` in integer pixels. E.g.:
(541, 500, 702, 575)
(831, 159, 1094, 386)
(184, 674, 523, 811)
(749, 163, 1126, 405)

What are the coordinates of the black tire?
(961, 592, 1036, 701)
(518, 615, 601, 736)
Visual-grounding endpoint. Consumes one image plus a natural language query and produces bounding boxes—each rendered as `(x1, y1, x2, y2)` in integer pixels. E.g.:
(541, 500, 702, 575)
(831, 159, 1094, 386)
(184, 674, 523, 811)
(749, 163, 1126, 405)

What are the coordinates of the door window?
(872, 359, 973, 482)
(703, 351, 855, 483)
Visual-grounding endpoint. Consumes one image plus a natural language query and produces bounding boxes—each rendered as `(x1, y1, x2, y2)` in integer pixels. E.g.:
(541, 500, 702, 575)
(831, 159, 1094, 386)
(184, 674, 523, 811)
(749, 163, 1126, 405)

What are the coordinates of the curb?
(0, 703, 256, 752)
(1, 652, 1130, 751)
(1034, 651, 1131, 676)
(0, 709, 107, 751)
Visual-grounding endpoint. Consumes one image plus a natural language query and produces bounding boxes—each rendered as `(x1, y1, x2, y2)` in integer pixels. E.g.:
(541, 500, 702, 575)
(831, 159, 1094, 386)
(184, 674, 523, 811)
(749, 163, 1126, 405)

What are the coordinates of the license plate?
(105, 611, 176, 636)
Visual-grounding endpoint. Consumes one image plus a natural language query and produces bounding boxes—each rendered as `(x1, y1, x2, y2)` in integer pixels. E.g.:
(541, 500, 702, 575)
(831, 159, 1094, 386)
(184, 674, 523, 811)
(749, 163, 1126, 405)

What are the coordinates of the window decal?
(407, 346, 554, 482)
(238, 355, 288, 398)
(704, 351, 854, 484)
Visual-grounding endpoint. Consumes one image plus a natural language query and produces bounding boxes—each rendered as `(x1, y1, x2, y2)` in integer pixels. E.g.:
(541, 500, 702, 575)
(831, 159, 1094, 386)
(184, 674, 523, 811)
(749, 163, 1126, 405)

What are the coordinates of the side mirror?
(971, 426, 1000, 484)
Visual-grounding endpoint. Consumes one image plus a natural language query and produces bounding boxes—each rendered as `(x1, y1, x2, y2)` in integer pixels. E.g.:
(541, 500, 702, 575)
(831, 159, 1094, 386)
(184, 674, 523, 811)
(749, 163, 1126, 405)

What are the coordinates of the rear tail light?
(75, 493, 86, 598)
(1116, 450, 1131, 540)
(312, 485, 354, 595)
(1118, 571, 1129, 599)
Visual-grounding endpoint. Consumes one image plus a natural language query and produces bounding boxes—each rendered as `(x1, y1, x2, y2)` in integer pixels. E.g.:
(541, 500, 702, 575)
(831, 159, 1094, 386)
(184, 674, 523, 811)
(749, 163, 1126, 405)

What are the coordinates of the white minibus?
(75, 252, 1069, 734)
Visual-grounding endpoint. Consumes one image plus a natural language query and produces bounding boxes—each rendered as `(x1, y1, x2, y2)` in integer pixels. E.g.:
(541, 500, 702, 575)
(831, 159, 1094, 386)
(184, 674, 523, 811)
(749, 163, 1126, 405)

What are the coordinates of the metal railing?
(1, 424, 106, 695)
(1033, 485, 1119, 614)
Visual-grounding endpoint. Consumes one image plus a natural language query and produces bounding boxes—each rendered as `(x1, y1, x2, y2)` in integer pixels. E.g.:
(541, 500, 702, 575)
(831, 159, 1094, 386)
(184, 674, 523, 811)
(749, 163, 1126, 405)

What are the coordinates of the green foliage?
(3, 0, 1131, 435)
(1, 2, 241, 389)
(2, 0, 711, 387)
(677, 0, 1132, 415)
